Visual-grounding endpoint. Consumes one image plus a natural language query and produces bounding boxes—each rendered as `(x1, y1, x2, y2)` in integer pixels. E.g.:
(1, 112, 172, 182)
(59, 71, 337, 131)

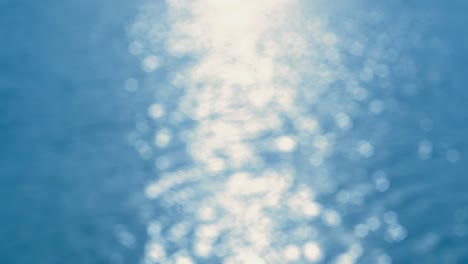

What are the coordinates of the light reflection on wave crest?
(127, 1, 412, 263)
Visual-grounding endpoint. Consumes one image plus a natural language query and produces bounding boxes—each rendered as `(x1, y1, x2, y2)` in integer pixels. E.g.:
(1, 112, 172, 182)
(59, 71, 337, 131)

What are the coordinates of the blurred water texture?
(1, 0, 468, 263)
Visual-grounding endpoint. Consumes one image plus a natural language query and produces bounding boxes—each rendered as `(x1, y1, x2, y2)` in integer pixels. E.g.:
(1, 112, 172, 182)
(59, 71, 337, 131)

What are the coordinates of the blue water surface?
(1, 1, 468, 263)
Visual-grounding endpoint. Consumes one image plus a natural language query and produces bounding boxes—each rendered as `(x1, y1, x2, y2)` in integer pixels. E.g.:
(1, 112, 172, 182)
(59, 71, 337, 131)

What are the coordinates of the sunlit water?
(2, 0, 468, 263)
(124, 1, 467, 263)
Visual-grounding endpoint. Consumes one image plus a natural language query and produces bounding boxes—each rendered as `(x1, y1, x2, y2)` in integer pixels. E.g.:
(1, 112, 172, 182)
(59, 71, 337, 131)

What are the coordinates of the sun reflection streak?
(124, 0, 420, 263)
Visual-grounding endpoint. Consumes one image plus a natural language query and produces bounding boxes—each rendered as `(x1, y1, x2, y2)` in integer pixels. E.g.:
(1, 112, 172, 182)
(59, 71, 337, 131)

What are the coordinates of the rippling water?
(1, 0, 468, 263)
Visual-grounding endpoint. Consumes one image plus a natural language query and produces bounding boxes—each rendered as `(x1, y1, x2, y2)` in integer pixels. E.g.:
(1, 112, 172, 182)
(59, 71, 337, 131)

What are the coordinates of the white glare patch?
(129, 41, 144, 55)
(142, 55, 160, 72)
(335, 112, 352, 130)
(314, 136, 330, 152)
(146, 243, 166, 262)
(385, 225, 408, 242)
(303, 241, 322, 262)
(322, 210, 342, 227)
(354, 224, 369, 238)
(194, 240, 212, 257)
(197, 207, 216, 222)
(175, 255, 194, 264)
(154, 129, 172, 148)
(284, 245, 301, 261)
(148, 103, 165, 119)
(303, 202, 321, 217)
(357, 140, 374, 157)
(275, 136, 298, 152)
(373, 170, 390, 192)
